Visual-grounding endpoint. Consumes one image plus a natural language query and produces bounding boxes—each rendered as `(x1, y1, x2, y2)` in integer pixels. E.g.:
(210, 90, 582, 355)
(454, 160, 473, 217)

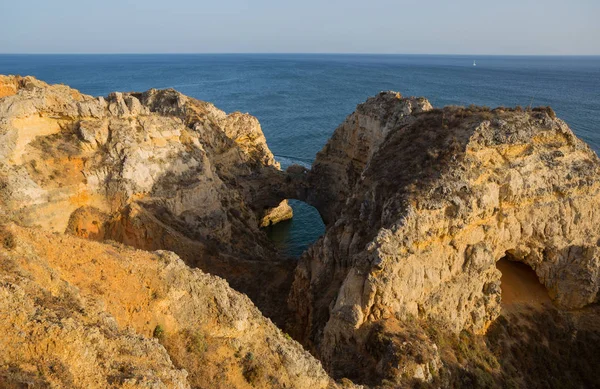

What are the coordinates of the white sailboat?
(473, 60, 477, 67)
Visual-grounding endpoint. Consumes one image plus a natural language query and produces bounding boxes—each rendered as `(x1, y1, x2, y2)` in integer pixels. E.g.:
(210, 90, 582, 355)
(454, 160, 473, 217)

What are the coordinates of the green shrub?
(153, 325, 165, 339)
(242, 352, 261, 385)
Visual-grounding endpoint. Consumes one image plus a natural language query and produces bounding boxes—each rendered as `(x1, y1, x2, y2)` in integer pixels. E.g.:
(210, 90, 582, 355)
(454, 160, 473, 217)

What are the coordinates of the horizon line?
(1, 52, 599, 57)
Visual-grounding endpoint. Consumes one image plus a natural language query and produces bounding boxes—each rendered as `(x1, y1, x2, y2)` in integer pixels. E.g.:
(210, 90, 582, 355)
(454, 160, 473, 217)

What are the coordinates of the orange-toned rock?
(290, 93, 600, 383)
(0, 74, 293, 320)
(0, 223, 336, 389)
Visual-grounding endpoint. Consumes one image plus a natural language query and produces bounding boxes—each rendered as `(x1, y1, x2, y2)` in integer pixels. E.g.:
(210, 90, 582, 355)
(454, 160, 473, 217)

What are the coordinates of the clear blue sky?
(1, 0, 598, 55)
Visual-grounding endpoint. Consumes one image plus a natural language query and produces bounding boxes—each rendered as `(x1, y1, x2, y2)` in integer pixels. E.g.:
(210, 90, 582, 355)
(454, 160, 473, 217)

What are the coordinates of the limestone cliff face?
(306, 92, 432, 224)
(0, 224, 334, 389)
(0, 75, 285, 241)
(290, 93, 600, 379)
(0, 75, 293, 320)
(5, 75, 600, 388)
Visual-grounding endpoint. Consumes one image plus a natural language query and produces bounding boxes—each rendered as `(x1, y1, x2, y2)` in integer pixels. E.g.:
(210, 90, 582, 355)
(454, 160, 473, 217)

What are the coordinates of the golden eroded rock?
(0, 75, 295, 321)
(3, 76, 600, 388)
(0, 76, 340, 389)
(290, 92, 600, 381)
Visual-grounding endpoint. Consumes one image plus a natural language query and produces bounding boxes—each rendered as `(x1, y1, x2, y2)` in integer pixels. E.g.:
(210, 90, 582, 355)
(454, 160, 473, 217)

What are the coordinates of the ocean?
(1, 54, 599, 256)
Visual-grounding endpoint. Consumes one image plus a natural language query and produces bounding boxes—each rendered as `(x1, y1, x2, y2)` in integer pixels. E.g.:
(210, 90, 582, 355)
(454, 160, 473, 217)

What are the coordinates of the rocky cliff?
(0, 75, 335, 389)
(2, 76, 600, 388)
(0, 224, 334, 389)
(290, 92, 600, 383)
(0, 75, 297, 321)
(0, 75, 291, 244)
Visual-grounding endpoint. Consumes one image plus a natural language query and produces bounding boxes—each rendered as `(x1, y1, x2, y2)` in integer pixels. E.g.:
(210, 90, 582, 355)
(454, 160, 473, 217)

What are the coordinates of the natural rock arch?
(0, 76, 304, 326)
(0, 75, 338, 389)
(4, 77, 600, 387)
(263, 199, 326, 258)
(288, 93, 600, 381)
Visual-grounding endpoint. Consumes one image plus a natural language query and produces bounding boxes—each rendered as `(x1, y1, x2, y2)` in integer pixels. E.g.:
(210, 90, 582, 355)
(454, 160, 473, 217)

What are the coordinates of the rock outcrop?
(0, 75, 287, 240)
(0, 75, 338, 389)
(0, 224, 335, 389)
(290, 92, 600, 382)
(305, 92, 433, 224)
(260, 199, 294, 227)
(0, 75, 294, 321)
(3, 75, 600, 388)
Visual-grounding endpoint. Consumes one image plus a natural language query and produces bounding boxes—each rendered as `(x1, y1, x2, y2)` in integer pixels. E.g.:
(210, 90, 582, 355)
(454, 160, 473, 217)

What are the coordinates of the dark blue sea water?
(1, 54, 599, 256)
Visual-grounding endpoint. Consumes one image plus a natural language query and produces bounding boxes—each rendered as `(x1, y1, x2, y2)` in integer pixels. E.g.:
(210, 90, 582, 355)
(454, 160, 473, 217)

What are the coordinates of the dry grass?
(405, 305, 600, 389)
(0, 227, 16, 250)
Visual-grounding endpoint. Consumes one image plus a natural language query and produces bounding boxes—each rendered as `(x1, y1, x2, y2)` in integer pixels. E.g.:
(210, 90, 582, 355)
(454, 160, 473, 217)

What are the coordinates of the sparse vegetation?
(187, 331, 208, 355)
(153, 325, 164, 339)
(395, 306, 600, 389)
(242, 352, 261, 385)
(1, 228, 16, 250)
(532, 106, 557, 119)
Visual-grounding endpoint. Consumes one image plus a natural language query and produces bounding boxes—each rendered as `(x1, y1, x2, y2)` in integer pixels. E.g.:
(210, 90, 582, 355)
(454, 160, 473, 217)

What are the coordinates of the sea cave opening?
(496, 253, 551, 307)
(264, 199, 325, 258)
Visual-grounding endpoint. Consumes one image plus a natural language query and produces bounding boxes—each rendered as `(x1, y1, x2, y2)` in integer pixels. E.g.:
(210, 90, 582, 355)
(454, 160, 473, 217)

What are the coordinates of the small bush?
(153, 325, 165, 339)
(1, 229, 16, 250)
(187, 332, 208, 355)
(532, 106, 556, 119)
(242, 352, 261, 385)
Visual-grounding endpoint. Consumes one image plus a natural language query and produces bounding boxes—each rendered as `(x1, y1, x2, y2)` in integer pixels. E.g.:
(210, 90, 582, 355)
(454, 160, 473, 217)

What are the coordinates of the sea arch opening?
(264, 199, 325, 258)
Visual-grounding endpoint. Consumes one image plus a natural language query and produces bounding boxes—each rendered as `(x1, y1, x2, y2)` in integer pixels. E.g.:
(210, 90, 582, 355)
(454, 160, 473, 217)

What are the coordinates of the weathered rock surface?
(305, 92, 433, 224)
(0, 75, 342, 389)
(290, 92, 600, 381)
(260, 199, 294, 227)
(0, 224, 336, 389)
(4, 75, 600, 388)
(0, 75, 293, 321)
(0, 75, 286, 238)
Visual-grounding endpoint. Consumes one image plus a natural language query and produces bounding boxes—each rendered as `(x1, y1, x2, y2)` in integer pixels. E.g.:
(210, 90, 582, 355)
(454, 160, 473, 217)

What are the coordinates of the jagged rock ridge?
(0, 75, 336, 389)
(2, 75, 600, 388)
(290, 92, 600, 382)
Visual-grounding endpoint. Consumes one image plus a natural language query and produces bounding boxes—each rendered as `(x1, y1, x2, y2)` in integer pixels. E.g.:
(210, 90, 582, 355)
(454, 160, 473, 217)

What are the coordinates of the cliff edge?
(290, 92, 600, 384)
(0, 75, 337, 389)
(2, 76, 600, 388)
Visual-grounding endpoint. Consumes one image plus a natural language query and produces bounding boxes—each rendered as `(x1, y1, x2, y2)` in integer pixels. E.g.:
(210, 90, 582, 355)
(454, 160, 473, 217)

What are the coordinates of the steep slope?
(0, 223, 335, 389)
(290, 92, 600, 383)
